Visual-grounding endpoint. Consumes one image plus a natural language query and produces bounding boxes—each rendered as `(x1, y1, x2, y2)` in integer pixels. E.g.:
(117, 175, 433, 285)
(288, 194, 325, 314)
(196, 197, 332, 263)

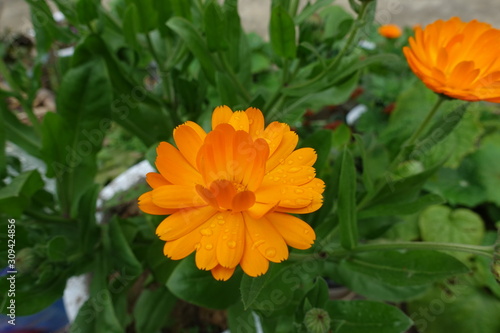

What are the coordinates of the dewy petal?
(156, 142, 203, 186)
(267, 212, 316, 250)
(212, 105, 233, 129)
(261, 122, 287, 155)
(255, 185, 314, 209)
(228, 111, 250, 132)
(157, 206, 217, 241)
(152, 185, 206, 209)
(138, 192, 177, 215)
(216, 212, 245, 268)
(211, 265, 236, 281)
(163, 229, 202, 260)
(266, 131, 299, 171)
(196, 214, 222, 270)
(174, 122, 205, 168)
(240, 232, 269, 277)
(245, 107, 265, 138)
(260, 165, 316, 187)
(243, 213, 289, 263)
(146, 172, 171, 188)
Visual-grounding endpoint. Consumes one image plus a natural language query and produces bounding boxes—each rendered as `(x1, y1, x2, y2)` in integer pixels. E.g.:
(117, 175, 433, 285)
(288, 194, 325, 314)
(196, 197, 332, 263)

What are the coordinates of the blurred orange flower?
(139, 106, 324, 280)
(404, 17, 500, 102)
(378, 24, 402, 38)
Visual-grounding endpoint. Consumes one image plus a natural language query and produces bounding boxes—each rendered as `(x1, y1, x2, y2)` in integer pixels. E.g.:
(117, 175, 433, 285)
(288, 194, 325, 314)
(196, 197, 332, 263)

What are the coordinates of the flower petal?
(156, 206, 217, 241)
(266, 131, 298, 171)
(267, 213, 316, 250)
(245, 107, 265, 138)
(212, 105, 233, 129)
(247, 202, 278, 219)
(163, 230, 202, 260)
(211, 265, 236, 281)
(146, 172, 171, 188)
(151, 185, 206, 209)
(243, 213, 289, 263)
(228, 111, 250, 132)
(138, 191, 177, 215)
(240, 232, 269, 277)
(195, 213, 226, 270)
(216, 212, 245, 268)
(174, 122, 205, 168)
(156, 142, 203, 186)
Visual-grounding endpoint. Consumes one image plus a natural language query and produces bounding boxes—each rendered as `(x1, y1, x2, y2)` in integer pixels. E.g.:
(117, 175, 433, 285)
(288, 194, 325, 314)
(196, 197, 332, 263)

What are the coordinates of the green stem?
(357, 95, 447, 211)
(25, 209, 75, 224)
(405, 95, 446, 149)
(218, 53, 252, 103)
(283, 0, 371, 93)
(330, 241, 494, 259)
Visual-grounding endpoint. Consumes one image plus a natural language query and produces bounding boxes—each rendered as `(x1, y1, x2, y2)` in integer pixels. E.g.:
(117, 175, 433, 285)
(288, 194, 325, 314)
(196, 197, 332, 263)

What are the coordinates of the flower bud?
(304, 308, 331, 333)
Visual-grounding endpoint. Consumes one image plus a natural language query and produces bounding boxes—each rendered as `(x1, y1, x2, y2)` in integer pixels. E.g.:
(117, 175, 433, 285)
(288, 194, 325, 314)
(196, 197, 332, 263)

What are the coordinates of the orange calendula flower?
(403, 17, 500, 102)
(138, 106, 324, 281)
(378, 24, 402, 39)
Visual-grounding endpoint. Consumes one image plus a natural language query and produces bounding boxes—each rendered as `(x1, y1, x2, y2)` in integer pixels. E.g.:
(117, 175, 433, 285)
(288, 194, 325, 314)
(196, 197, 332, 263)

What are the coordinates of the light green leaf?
(133, 287, 177, 333)
(473, 133, 500, 206)
(359, 194, 445, 219)
(204, 1, 228, 51)
(419, 205, 485, 259)
(326, 300, 412, 333)
(0, 170, 44, 216)
(123, 3, 141, 50)
(270, 6, 296, 59)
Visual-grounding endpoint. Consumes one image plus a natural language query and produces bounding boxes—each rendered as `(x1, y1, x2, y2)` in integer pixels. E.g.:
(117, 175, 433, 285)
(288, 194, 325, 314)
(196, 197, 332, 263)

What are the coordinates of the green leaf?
(408, 284, 500, 333)
(167, 255, 240, 309)
(330, 260, 429, 302)
(270, 6, 296, 59)
(204, 1, 228, 51)
(227, 301, 257, 333)
(300, 130, 333, 176)
(125, 0, 158, 32)
(216, 71, 240, 106)
(0, 170, 44, 216)
(1, 101, 41, 158)
(240, 260, 322, 311)
(108, 217, 143, 277)
(123, 3, 141, 50)
(326, 300, 412, 333)
(76, 0, 99, 24)
(167, 17, 217, 84)
(133, 287, 177, 333)
(320, 5, 353, 40)
(419, 205, 485, 258)
(341, 250, 469, 287)
(305, 277, 330, 308)
(359, 194, 445, 219)
(47, 236, 68, 262)
(71, 290, 123, 333)
(473, 133, 500, 206)
(332, 124, 352, 148)
(170, 0, 192, 19)
(338, 147, 358, 249)
(295, 0, 334, 24)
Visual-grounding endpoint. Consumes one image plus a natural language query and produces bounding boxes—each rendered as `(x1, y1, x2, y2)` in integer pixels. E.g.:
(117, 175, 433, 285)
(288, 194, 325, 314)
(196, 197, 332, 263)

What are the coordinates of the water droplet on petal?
(295, 199, 310, 206)
(287, 160, 294, 165)
(279, 158, 285, 164)
(217, 215, 224, 220)
(280, 188, 287, 194)
(249, 119, 254, 124)
(205, 243, 213, 250)
(210, 223, 216, 228)
(252, 239, 265, 249)
(273, 177, 280, 182)
(298, 155, 304, 160)
(225, 228, 230, 233)
(304, 229, 310, 234)
(223, 234, 229, 240)
(295, 188, 304, 194)
(227, 241, 237, 249)
(195, 243, 201, 250)
(288, 167, 301, 173)
(307, 176, 313, 180)
(200, 228, 213, 236)
(265, 247, 276, 258)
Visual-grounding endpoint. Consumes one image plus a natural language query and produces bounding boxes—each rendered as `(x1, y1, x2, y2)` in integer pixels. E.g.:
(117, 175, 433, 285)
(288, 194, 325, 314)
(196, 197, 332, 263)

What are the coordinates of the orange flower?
(403, 17, 500, 102)
(378, 24, 402, 39)
(139, 106, 324, 280)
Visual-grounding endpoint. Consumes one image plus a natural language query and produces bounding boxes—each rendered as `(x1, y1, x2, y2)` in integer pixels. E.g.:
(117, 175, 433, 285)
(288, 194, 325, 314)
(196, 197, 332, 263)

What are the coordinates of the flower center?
(196, 179, 256, 213)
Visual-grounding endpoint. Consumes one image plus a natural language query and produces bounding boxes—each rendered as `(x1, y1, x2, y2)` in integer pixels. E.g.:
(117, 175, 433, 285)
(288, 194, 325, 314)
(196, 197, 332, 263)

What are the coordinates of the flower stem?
(330, 241, 495, 258)
(218, 53, 252, 103)
(406, 95, 446, 148)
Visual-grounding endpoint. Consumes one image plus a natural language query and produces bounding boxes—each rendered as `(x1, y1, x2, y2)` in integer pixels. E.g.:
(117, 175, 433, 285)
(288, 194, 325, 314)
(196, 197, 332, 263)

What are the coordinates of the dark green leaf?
(359, 194, 445, 219)
(71, 290, 123, 333)
(0, 170, 44, 216)
(1, 101, 41, 158)
(109, 217, 143, 277)
(47, 236, 68, 262)
(167, 255, 240, 309)
(167, 17, 217, 84)
(122, 3, 141, 50)
(76, 0, 99, 24)
(270, 6, 296, 59)
(326, 300, 412, 333)
(342, 250, 469, 286)
(295, 0, 334, 24)
(133, 287, 177, 333)
(305, 277, 329, 308)
(338, 147, 358, 249)
(204, 1, 228, 51)
(228, 301, 257, 333)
